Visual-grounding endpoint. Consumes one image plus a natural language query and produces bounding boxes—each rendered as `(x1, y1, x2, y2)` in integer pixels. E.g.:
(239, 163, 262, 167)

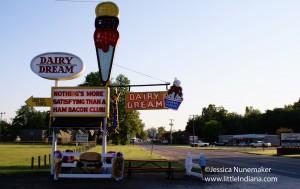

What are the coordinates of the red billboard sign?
(125, 91, 167, 111)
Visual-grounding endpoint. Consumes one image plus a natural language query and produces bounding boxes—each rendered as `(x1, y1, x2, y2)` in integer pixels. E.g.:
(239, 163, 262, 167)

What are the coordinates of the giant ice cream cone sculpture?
(94, 2, 119, 86)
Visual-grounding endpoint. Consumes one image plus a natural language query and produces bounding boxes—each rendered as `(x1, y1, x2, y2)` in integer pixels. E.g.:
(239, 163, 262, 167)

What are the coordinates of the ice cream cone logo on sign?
(164, 78, 183, 110)
(94, 2, 119, 86)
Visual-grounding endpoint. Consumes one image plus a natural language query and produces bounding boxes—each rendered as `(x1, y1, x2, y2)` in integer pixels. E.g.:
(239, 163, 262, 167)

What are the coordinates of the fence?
(30, 143, 97, 169)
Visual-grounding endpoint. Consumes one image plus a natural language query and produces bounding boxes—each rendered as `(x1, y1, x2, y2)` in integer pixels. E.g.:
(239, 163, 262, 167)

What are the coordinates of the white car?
(190, 140, 209, 147)
(250, 141, 271, 147)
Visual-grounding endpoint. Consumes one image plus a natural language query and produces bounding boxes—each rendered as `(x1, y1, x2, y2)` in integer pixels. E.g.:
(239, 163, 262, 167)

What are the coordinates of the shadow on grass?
(0, 162, 187, 175)
(0, 166, 50, 174)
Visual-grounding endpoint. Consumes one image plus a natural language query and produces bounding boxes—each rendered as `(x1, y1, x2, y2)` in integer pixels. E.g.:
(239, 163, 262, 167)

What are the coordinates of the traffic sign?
(26, 96, 52, 107)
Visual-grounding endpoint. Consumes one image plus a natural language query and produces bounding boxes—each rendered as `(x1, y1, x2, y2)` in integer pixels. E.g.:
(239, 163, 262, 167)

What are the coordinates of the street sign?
(26, 96, 52, 107)
(76, 134, 89, 143)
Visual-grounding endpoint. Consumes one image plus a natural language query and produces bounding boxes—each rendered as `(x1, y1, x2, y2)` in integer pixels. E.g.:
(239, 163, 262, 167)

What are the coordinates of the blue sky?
(1, 0, 300, 131)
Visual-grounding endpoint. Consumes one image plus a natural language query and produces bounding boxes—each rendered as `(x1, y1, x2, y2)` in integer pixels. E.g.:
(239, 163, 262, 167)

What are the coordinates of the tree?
(245, 106, 261, 117)
(11, 105, 48, 129)
(185, 115, 202, 137)
(137, 129, 147, 140)
(110, 74, 145, 144)
(202, 120, 222, 142)
(292, 98, 300, 110)
(171, 130, 188, 144)
(80, 72, 145, 145)
(185, 98, 300, 137)
(223, 112, 243, 134)
(276, 127, 293, 135)
(202, 104, 228, 122)
(157, 126, 166, 139)
(0, 120, 12, 141)
(147, 127, 157, 139)
(79, 72, 102, 86)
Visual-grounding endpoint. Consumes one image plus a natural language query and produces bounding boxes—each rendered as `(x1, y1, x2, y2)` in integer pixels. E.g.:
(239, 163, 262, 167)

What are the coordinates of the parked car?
(214, 142, 225, 146)
(250, 141, 271, 147)
(190, 140, 209, 147)
(238, 142, 248, 146)
(162, 140, 168, 144)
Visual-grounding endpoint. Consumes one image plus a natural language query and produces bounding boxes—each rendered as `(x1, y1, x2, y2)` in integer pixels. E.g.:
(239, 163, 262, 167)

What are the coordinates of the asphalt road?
(141, 145, 300, 182)
(1, 145, 299, 189)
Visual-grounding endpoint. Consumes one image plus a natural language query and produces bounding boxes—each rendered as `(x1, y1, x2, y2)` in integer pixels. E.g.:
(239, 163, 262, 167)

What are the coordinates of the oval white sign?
(30, 52, 84, 80)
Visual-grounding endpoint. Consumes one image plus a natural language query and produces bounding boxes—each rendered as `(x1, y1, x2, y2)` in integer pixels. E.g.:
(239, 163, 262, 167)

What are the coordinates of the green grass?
(174, 145, 259, 151)
(0, 144, 76, 174)
(240, 149, 300, 158)
(0, 144, 53, 167)
(0, 144, 163, 174)
(240, 149, 277, 156)
(282, 154, 300, 158)
(92, 145, 184, 170)
(92, 145, 163, 160)
(175, 145, 300, 158)
(175, 145, 230, 150)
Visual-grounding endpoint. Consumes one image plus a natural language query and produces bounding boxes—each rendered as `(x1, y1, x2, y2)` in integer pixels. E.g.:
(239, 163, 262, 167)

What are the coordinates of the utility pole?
(0, 112, 5, 141)
(189, 115, 197, 144)
(169, 119, 174, 145)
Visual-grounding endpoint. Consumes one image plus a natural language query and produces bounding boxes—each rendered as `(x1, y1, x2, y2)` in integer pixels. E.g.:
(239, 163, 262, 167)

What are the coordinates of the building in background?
(218, 134, 280, 146)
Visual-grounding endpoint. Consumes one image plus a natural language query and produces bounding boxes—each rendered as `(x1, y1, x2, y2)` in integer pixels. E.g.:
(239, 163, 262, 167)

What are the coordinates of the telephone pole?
(0, 112, 5, 141)
(189, 115, 197, 144)
(169, 119, 174, 145)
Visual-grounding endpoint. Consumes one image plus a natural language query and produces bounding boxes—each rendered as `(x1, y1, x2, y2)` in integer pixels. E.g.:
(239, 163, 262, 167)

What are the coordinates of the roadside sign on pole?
(76, 134, 89, 143)
(26, 96, 52, 107)
(51, 87, 109, 117)
(125, 91, 167, 111)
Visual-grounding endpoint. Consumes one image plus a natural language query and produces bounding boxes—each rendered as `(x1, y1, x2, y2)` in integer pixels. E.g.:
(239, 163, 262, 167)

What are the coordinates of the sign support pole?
(102, 118, 107, 155)
(169, 119, 174, 145)
(51, 80, 58, 175)
(54, 79, 58, 154)
(51, 129, 57, 175)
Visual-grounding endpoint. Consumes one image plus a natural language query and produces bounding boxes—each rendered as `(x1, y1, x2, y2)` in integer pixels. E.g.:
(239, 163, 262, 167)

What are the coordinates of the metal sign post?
(50, 129, 57, 175)
(102, 117, 107, 155)
(51, 80, 58, 175)
(169, 119, 174, 145)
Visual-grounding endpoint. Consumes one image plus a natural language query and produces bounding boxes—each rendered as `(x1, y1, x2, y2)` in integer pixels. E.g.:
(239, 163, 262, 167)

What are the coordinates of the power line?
(56, 0, 168, 84)
(55, 0, 99, 3)
(114, 64, 168, 83)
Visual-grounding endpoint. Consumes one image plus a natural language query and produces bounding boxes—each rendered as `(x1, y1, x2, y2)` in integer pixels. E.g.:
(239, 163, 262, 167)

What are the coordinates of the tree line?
(185, 102, 300, 142)
(0, 73, 146, 144)
(1, 71, 299, 144)
(80, 72, 147, 144)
